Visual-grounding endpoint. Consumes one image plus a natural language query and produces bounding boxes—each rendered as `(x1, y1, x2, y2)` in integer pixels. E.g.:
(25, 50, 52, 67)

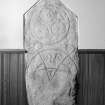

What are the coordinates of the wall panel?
(78, 53, 105, 105)
(18, 54, 24, 105)
(78, 54, 89, 105)
(10, 54, 18, 105)
(0, 50, 105, 105)
(3, 54, 10, 105)
(88, 54, 104, 105)
(0, 54, 1, 105)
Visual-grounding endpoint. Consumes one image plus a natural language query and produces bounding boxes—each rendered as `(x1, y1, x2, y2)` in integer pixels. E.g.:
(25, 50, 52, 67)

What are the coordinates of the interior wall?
(0, 0, 105, 49)
(0, 51, 105, 105)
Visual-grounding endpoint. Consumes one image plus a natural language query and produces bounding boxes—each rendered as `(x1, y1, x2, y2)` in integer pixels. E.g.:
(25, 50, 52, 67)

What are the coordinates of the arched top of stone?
(24, 0, 77, 16)
(24, 0, 78, 55)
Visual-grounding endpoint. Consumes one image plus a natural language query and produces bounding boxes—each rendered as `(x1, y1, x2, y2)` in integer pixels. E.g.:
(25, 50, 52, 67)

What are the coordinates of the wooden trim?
(0, 49, 27, 53)
(78, 49, 105, 54)
(0, 49, 105, 54)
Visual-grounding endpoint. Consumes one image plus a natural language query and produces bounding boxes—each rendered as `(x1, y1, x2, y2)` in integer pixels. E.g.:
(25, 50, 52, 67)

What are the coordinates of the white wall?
(0, 0, 105, 49)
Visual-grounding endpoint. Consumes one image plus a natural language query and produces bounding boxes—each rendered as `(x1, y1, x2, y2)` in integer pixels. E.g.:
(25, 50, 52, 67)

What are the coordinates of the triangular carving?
(47, 69, 57, 80)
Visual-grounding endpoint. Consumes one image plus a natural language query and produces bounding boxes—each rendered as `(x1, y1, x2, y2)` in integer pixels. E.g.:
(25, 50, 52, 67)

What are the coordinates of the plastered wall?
(0, 0, 105, 49)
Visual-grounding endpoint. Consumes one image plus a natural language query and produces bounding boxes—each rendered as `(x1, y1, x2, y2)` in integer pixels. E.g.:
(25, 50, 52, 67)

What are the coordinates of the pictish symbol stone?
(24, 0, 78, 105)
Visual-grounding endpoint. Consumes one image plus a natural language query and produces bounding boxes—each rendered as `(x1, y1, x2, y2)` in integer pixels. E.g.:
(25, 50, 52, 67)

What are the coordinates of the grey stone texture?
(24, 0, 78, 105)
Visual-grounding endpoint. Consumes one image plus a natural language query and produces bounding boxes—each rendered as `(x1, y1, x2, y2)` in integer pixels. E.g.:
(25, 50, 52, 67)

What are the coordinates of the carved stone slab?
(24, 0, 78, 105)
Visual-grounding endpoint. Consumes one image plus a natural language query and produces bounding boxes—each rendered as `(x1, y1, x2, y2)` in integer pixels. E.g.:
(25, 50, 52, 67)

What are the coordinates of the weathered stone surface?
(24, 0, 78, 105)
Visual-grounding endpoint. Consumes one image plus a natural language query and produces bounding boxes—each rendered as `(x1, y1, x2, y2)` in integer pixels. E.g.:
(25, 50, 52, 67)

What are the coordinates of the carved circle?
(30, 5, 70, 45)
(26, 49, 76, 83)
(26, 49, 77, 97)
(26, 49, 65, 80)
